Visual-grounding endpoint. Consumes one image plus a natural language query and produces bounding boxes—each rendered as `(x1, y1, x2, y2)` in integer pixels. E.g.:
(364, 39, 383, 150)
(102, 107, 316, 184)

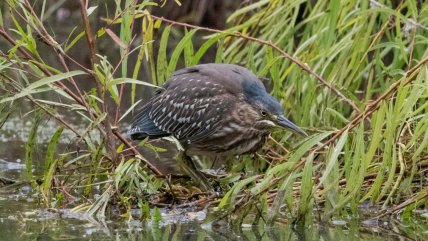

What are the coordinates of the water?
(0, 188, 419, 241)
(1, 116, 428, 240)
(0, 158, 427, 241)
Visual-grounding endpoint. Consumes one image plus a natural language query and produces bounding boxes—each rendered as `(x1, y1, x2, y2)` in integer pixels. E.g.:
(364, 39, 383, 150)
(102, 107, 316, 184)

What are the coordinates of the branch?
(0, 28, 84, 106)
(316, 53, 428, 150)
(79, 0, 117, 160)
(139, 14, 361, 113)
(0, 8, 163, 176)
(370, 0, 428, 31)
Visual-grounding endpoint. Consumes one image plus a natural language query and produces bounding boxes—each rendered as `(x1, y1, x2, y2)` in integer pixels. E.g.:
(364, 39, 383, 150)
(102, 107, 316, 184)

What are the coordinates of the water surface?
(1, 116, 427, 241)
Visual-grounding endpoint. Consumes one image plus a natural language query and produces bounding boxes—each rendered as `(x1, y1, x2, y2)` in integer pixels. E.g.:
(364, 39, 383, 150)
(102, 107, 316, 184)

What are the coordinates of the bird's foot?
(176, 152, 214, 192)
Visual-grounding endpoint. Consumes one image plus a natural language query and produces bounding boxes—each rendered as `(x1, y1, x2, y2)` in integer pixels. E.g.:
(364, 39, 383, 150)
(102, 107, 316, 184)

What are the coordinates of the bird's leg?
(176, 151, 213, 192)
(210, 156, 219, 169)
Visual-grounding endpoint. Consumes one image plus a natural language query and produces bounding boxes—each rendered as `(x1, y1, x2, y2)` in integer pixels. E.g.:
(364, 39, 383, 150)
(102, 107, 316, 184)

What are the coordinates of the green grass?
(1, 0, 428, 225)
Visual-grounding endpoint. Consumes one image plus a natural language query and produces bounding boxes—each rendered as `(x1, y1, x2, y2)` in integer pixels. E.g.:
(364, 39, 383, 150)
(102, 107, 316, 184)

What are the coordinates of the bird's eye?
(261, 110, 267, 116)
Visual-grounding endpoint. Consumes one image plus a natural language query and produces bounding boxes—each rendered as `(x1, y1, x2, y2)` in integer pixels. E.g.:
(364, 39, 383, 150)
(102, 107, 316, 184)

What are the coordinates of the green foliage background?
(0, 0, 428, 224)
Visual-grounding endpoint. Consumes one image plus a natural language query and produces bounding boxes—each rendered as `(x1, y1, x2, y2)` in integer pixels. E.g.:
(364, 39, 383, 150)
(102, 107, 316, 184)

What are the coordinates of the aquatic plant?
(0, 0, 427, 225)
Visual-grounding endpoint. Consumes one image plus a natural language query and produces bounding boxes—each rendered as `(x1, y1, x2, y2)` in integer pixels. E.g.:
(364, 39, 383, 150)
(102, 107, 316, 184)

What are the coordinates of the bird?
(128, 64, 306, 191)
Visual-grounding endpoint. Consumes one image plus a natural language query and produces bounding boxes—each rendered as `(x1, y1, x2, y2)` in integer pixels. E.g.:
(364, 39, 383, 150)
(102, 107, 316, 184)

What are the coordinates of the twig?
(105, 13, 361, 113)
(0, 9, 162, 176)
(21, 0, 88, 108)
(175, 193, 220, 208)
(1, 73, 85, 145)
(0, 28, 84, 106)
(79, 0, 116, 160)
(370, 0, 428, 31)
(111, 128, 162, 175)
(368, 188, 428, 221)
(165, 175, 176, 205)
(79, 0, 97, 68)
(31, 98, 82, 137)
(316, 53, 428, 150)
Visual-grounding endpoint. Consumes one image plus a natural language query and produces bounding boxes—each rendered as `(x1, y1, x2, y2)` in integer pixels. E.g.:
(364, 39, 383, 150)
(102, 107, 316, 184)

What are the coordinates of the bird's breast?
(182, 97, 269, 157)
(185, 120, 269, 157)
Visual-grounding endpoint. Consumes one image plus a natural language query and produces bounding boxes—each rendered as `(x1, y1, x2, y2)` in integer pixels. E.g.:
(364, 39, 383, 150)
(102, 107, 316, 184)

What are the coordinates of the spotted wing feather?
(149, 73, 230, 144)
(130, 64, 247, 143)
(128, 102, 169, 140)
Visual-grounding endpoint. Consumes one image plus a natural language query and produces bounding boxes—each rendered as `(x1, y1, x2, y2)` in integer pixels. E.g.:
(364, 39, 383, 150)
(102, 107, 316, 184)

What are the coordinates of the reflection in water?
(0, 179, 424, 241)
(0, 117, 427, 241)
(0, 121, 428, 241)
(0, 211, 420, 241)
(0, 207, 392, 241)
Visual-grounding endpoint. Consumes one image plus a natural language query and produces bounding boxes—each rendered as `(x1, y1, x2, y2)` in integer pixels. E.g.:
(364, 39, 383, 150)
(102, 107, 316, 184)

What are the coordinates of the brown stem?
(370, 188, 428, 220)
(139, 14, 360, 113)
(30, 97, 83, 138)
(112, 128, 162, 175)
(0, 7, 162, 176)
(79, 0, 116, 160)
(1, 73, 82, 138)
(316, 53, 428, 151)
(0, 28, 84, 106)
(20, 0, 89, 109)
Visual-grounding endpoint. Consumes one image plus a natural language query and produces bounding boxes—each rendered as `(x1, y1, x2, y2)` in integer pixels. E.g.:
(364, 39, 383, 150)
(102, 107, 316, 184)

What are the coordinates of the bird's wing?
(150, 73, 232, 144)
(128, 101, 169, 140)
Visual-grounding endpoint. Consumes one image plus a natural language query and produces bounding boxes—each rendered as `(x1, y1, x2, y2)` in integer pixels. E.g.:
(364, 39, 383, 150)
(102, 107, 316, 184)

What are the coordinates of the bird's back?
(129, 64, 260, 145)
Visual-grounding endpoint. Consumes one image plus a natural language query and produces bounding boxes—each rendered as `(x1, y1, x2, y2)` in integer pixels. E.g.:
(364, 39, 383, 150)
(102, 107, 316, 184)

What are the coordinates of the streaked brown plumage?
(129, 64, 305, 190)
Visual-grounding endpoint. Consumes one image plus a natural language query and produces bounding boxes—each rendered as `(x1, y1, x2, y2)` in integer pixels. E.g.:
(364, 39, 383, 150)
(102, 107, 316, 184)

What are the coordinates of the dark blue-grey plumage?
(242, 78, 283, 115)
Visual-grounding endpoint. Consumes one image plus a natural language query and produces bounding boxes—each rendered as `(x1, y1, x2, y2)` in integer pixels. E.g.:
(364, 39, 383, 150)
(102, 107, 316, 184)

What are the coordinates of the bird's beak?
(276, 115, 307, 136)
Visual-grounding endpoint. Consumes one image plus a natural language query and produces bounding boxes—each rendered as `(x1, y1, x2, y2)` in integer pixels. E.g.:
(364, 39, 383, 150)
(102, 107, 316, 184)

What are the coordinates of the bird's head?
(242, 79, 307, 136)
